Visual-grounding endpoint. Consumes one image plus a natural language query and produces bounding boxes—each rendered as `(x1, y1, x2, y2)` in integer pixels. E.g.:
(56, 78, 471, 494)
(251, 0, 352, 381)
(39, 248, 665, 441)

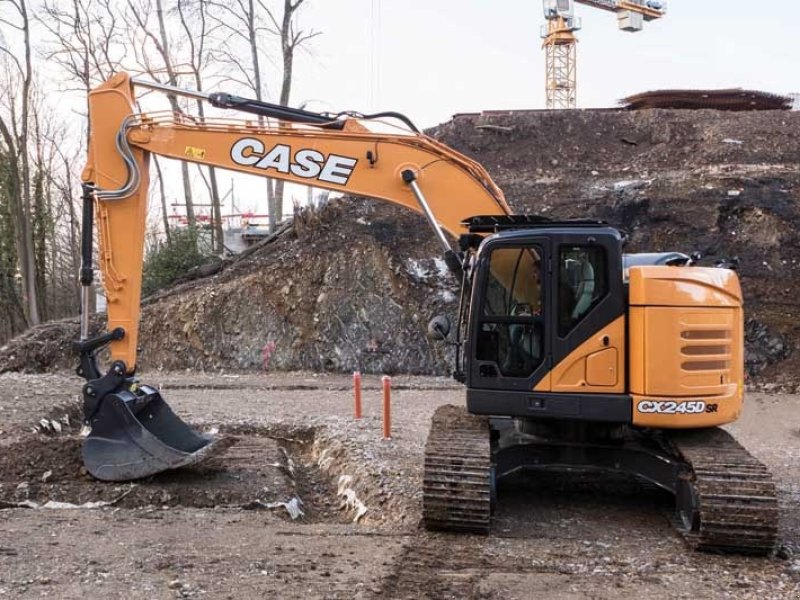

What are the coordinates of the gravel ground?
(0, 371, 798, 599)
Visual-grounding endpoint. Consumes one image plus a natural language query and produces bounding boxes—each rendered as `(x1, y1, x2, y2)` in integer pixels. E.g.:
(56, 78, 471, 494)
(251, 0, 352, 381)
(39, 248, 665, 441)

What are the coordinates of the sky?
(285, 0, 800, 128)
(119, 0, 800, 226)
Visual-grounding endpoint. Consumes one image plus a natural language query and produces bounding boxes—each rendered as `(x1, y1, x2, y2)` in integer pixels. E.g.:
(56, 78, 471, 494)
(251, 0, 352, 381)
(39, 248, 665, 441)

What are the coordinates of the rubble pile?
(1, 107, 799, 382)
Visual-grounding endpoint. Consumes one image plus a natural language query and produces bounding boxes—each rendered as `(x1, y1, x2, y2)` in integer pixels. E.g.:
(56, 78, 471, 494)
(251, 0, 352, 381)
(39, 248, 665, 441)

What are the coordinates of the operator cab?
(455, 216, 628, 422)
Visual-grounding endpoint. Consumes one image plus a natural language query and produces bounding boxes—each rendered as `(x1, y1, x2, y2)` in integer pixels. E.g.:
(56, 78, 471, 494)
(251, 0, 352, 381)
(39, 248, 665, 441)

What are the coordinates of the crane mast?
(541, 0, 666, 109)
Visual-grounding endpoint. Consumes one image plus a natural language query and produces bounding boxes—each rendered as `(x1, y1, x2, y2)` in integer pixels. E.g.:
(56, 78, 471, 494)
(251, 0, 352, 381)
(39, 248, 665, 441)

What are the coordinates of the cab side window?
(558, 245, 607, 337)
(483, 247, 542, 317)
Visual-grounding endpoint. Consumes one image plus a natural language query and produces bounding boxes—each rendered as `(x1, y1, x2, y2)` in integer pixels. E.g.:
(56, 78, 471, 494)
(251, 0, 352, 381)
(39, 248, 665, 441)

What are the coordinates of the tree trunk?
(155, 0, 196, 232)
(18, 0, 41, 325)
(190, 70, 223, 253)
(242, 0, 277, 234)
(269, 0, 302, 233)
(209, 167, 223, 253)
(153, 156, 172, 244)
(63, 155, 80, 312)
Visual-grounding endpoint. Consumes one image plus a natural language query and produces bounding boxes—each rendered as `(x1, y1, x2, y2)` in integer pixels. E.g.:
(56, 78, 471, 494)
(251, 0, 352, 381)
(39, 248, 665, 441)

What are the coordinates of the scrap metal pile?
(622, 89, 793, 111)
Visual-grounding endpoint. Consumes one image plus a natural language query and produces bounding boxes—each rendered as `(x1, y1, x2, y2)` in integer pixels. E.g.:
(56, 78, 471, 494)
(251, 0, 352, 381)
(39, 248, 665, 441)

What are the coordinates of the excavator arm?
(82, 73, 510, 372)
(76, 72, 510, 481)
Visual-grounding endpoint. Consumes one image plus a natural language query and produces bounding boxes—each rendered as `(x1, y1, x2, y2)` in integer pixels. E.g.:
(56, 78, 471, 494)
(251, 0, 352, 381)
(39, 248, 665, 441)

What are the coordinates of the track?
(670, 428, 779, 555)
(422, 405, 493, 532)
(422, 406, 780, 555)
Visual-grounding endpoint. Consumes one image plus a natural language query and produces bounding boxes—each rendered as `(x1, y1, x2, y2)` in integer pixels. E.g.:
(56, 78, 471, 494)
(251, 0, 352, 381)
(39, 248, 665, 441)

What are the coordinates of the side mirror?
(427, 315, 451, 341)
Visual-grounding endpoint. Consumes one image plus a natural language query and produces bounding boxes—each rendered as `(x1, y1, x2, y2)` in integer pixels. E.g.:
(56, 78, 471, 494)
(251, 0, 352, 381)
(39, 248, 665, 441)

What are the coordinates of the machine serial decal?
(637, 400, 719, 415)
(230, 137, 357, 185)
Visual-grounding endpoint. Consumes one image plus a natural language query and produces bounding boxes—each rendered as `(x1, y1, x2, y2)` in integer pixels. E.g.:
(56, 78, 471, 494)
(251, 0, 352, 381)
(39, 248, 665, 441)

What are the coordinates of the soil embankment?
(2, 108, 798, 383)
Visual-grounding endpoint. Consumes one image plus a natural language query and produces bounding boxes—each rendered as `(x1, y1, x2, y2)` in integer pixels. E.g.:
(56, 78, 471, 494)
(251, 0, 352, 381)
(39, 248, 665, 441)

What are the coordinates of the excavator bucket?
(82, 384, 225, 481)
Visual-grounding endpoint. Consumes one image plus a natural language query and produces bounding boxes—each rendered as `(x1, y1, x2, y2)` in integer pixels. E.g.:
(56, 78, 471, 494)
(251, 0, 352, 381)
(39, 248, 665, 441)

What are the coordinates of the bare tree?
(268, 1, 320, 107)
(34, 0, 129, 319)
(0, 0, 40, 325)
(1, 0, 125, 336)
(152, 155, 172, 244)
(125, 0, 197, 232)
(265, 0, 320, 231)
(37, 0, 124, 143)
(0, 136, 28, 338)
(207, 0, 273, 229)
(208, 0, 320, 232)
(29, 93, 85, 321)
(177, 0, 224, 253)
(50, 143, 83, 310)
(38, 0, 123, 90)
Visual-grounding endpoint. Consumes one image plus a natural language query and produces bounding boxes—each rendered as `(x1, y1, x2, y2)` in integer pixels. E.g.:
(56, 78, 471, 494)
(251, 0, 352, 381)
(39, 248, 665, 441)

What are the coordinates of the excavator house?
(77, 74, 778, 555)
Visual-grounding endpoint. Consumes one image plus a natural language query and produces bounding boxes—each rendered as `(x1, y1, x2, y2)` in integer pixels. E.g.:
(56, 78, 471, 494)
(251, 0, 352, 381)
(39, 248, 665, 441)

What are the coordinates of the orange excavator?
(77, 73, 778, 554)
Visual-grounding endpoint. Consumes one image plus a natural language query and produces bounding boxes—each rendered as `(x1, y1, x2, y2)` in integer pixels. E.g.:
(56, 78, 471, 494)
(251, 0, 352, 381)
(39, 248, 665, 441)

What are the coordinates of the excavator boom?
(83, 73, 510, 371)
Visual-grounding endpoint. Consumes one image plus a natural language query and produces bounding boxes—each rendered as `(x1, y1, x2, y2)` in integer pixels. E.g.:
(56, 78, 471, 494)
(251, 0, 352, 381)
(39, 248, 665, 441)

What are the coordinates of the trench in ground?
(0, 404, 351, 523)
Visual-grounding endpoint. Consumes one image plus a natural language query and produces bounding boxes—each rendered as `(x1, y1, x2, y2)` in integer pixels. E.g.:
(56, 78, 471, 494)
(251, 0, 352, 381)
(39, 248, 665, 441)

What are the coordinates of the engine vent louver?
(681, 329, 731, 373)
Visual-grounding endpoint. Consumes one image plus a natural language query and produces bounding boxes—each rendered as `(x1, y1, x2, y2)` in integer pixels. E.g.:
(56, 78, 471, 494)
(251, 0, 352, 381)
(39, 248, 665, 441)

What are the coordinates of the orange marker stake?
(353, 371, 362, 420)
(382, 375, 392, 440)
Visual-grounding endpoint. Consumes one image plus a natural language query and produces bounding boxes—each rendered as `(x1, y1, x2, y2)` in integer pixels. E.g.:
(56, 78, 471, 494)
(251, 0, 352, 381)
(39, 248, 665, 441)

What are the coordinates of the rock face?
(135, 202, 454, 374)
(1, 107, 799, 382)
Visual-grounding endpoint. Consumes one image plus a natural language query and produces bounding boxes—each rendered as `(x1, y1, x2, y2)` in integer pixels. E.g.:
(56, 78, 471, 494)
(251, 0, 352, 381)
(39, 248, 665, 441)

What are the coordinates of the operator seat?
(571, 259, 596, 320)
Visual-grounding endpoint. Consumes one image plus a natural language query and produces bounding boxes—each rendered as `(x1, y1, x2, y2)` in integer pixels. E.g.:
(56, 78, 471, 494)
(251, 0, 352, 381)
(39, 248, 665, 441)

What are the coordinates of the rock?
(745, 318, 791, 376)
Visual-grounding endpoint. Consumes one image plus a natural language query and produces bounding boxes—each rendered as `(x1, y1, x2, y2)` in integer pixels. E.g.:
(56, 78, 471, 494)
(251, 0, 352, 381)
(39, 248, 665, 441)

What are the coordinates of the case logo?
(230, 138, 357, 185)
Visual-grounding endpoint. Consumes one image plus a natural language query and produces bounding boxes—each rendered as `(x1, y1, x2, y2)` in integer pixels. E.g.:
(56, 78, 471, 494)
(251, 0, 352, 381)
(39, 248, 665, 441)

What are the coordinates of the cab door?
(468, 238, 552, 392)
(546, 232, 625, 393)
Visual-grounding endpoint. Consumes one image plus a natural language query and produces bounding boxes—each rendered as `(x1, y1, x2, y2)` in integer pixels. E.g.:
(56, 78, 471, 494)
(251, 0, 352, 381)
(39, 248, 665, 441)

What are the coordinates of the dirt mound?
(136, 200, 455, 374)
(0, 319, 97, 373)
(0, 200, 455, 375)
(2, 108, 799, 382)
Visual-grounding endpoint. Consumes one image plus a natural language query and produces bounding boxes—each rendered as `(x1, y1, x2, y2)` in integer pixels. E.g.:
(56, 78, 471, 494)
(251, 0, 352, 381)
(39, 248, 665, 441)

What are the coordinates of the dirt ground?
(0, 371, 799, 599)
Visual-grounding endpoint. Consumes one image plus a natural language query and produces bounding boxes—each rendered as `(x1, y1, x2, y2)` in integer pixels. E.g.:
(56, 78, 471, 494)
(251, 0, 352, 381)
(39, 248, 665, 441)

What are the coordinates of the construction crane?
(541, 0, 666, 109)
